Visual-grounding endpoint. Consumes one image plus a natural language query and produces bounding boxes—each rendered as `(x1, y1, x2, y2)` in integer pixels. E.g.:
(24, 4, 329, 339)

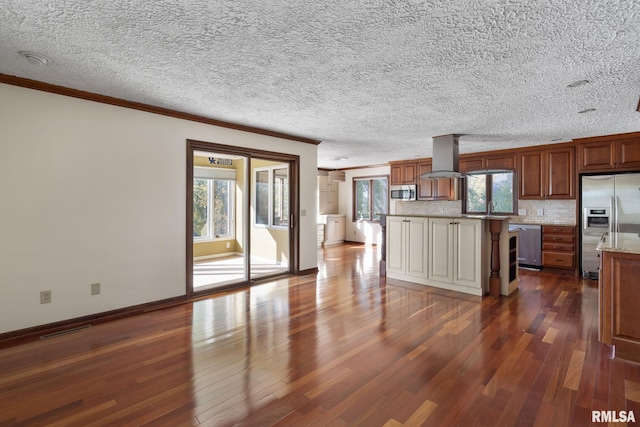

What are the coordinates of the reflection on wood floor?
(194, 255, 288, 289)
(1, 243, 640, 426)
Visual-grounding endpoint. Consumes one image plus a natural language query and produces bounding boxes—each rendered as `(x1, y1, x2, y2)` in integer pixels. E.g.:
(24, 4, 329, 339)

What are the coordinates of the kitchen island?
(597, 232, 640, 363)
(384, 215, 518, 297)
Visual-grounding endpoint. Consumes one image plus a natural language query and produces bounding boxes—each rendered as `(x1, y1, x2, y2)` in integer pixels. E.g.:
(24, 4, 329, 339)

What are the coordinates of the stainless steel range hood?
(420, 134, 465, 179)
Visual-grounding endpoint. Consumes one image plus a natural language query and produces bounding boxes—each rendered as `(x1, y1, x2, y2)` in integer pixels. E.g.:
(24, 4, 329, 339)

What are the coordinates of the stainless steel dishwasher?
(509, 224, 542, 268)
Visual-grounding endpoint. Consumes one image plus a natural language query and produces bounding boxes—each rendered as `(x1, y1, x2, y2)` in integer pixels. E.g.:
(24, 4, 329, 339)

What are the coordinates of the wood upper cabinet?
(486, 153, 517, 170)
(576, 133, 640, 172)
(417, 160, 456, 201)
(458, 153, 516, 173)
(459, 156, 484, 173)
(390, 162, 417, 185)
(519, 146, 575, 199)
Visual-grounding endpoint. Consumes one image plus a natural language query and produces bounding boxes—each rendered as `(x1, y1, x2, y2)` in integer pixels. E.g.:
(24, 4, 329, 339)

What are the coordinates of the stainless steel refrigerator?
(581, 173, 640, 277)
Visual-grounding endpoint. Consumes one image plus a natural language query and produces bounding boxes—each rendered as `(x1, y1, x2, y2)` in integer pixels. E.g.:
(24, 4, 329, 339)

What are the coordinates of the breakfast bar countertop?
(596, 232, 640, 255)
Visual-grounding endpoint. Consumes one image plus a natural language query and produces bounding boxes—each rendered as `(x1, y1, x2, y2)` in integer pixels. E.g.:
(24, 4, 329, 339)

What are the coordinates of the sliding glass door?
(250, 161, 290, 280)
(186, 140, 298, 296)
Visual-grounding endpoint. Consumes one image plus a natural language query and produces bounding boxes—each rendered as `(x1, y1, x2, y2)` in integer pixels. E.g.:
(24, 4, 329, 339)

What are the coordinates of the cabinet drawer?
(542, 225, 574, 234)
(542, 234, 575, 244)
(543, 251, 575, 268)
(542, 242, 574, 252)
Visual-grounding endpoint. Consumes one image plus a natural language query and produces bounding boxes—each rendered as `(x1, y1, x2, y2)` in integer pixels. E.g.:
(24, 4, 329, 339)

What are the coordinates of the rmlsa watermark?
(592, 410, 636, 423)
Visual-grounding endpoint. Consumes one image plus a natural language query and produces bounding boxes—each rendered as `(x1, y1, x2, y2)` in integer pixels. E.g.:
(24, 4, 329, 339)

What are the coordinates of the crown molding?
(0, 73, 321, 145)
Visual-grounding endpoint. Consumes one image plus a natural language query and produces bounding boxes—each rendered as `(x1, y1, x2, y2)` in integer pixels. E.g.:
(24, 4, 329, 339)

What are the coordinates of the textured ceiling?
(1, 0, 639, 168)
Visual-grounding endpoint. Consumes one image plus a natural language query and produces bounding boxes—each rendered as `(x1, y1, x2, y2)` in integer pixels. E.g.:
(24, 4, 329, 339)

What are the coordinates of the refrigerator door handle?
(615, 196, 620, 232)
(609, 195, 615, 233)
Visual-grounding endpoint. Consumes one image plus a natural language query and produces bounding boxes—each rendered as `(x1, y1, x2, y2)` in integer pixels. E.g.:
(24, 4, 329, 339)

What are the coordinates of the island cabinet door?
(428, 218, 454, 283)
(453, 219, 482, 288)
(386, 216, 406, 275)
(406, 217, 429, 278)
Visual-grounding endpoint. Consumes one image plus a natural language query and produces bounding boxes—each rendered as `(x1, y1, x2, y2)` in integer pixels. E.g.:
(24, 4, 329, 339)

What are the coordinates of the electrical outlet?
(91, 283, 100, 295)
(226, 242, 231, 248)
(40, 290, 52, 304)
(537, 208, 544, 215)
(518, 208, 526, 216)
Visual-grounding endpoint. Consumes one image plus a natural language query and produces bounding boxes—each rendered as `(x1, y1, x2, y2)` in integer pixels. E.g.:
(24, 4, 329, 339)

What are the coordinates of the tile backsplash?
(394, 199, 576, 225)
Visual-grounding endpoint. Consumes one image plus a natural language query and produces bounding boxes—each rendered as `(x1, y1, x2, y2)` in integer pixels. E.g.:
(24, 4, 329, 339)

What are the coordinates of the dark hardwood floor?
(1, 243, 639, 426)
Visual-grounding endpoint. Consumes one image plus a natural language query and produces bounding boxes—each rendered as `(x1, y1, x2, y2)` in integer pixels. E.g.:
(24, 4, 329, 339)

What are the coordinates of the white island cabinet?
(387, 216, 429, 279)
(428, 217, 484, 292)
(386, 215, 489, 296)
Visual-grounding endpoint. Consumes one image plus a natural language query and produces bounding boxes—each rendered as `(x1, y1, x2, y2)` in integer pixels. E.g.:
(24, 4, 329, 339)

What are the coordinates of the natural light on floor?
(194, 255, 289, 289)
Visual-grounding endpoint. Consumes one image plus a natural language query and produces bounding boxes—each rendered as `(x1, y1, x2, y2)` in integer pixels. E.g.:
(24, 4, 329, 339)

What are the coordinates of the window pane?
(255, 170, 269, 225)
(272, 168, 288, 227)
(465, 174, 487, 212)
(492, 172, 514, 213)
(355, 180, 370, 220)
(193, 179, 210, 238)
(213, 179, 231, 237)
(372, 178, 388, 221)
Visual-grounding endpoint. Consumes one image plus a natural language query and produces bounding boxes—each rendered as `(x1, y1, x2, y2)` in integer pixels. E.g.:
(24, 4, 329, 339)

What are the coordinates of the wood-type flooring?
(1, 243, 639, 426)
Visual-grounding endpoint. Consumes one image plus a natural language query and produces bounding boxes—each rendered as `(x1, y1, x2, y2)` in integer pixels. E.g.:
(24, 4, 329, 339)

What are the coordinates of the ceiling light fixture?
(328, 157, 347, 182)
(578, 108, 596, 114)
(19, 51, 52, 66)
(567, 80, 589, 88)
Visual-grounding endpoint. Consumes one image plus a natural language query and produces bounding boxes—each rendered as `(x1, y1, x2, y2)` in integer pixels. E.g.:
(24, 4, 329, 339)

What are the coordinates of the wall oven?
(390, 185, 416, 201)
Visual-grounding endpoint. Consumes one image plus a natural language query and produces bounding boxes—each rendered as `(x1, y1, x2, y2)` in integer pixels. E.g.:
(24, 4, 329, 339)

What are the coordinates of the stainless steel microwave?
(390, 185, 416, 201)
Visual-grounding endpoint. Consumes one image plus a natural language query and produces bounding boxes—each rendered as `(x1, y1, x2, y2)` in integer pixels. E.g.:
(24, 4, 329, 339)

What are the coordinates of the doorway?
(186, 140, 299, 296)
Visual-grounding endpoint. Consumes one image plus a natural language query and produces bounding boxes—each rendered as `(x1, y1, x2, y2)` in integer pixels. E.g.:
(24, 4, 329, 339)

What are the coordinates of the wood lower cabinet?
(576, 133, 640, 172)
(519, 146, 575, 199)
(386, 216, 429, 279)
(542, 225, 575, 269)
(427, 217, 484, 292)
(599, 250, 640, 363)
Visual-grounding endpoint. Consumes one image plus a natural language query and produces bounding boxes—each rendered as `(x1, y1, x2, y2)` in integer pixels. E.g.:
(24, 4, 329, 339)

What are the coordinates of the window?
(463, 171, 516, 215)
(193, 167, 235, 240)
(255, 165, 289, 228)
(353, 176, 388, 221)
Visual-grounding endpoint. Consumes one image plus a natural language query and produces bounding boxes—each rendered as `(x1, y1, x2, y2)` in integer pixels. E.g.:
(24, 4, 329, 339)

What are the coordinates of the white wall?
(0, 83, 318, 334)
(339, 165, 390, 245)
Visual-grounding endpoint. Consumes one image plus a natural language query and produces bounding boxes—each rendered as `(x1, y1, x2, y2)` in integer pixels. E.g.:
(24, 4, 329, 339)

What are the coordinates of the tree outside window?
(193, 178, 234, 239)
(353, 176, 389, 221)
(464, 171, 515, 215)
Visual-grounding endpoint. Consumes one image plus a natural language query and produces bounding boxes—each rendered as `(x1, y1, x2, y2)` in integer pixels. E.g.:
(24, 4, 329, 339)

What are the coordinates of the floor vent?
(40, 325, 91, 340)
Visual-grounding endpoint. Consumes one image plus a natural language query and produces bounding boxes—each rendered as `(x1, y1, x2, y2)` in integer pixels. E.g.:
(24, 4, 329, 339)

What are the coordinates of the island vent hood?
(420, 134, 465, 179)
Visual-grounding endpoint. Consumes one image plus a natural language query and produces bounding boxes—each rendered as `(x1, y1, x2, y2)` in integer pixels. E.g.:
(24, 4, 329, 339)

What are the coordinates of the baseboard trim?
(2, 267, 320, 345)
(0, 295, 187, 347)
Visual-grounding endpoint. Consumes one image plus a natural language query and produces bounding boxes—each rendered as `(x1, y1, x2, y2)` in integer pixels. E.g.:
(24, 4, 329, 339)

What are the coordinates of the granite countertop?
(509, 221, 576, 227)
(384, 214, 510, 220)
(596, 232, 640, 255)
